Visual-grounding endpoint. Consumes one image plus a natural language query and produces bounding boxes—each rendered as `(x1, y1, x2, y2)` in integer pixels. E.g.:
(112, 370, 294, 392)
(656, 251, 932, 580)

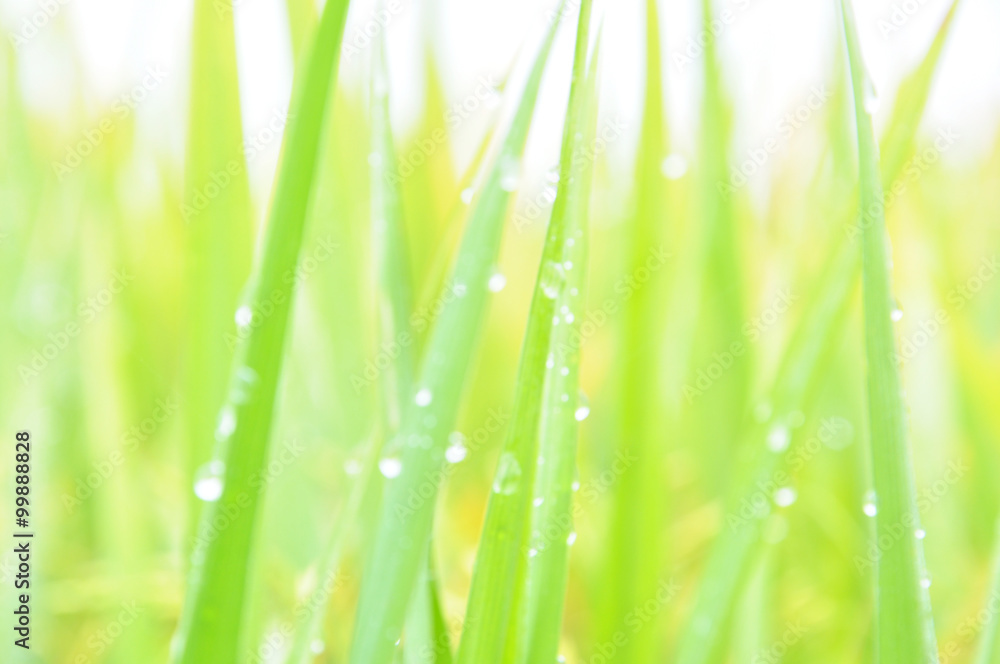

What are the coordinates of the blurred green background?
(2, 0, 1000, 662)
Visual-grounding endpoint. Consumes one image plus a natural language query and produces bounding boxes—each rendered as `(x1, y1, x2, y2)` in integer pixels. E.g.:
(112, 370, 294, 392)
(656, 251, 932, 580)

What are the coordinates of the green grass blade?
(286, 432, 383, 664)
(372, 32, 453, 664)
(170, 1, 353, 661)
(600, 1, 668, 659)
(879, 0, 961, 186)
(840, 1, 939, 661)
(675, 8, 959, 656)
(285, 0, 319, 62)
(454, 3, 593, 663)
(518, 31, 600, 664)
(347, 9, 566, 663)
(182, 0, 253, 538)
(370, 33, 418, 421)
(674, 238, 859, 664)
(976, 523, 1000, 664)
(404, 551, 455, 664)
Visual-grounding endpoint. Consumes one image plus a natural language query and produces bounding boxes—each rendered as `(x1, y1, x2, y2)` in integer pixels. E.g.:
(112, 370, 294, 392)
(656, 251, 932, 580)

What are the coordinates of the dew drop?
(230, 366, 259, 404)
(574, 391, 591, 422)
(546, 354, 555, 369)
(445, 441, 468, 464)
(863, 490, 878, 517)
(407, 433, 433, 450)
(571, 480, 581, 492)
(194, 460, 225, 502)
(766, 425, 790, 452)
(215, 406, 237, 441)
(915, 528, 926, 540)
(453, 283, 468, 298)
(460, 187, 475, 204)
(488, 272, 507, 293)
(891, 307, 903, 322)
(499, 156, 521, 192)
(566, 531, 577, 546)
(540, 261, 566, 299)
(863, 75, 880, 115)
(343, 458, 362, 476)
(493, 453, 522, 495)
(528, 548, 539, 558)
(920, 577, 932, 589)
(660, 153, 688, 179)
(415, 388, 433, 407)
(235, 305, 254, 328)
(379, 457, 403, 479)
(774, 487, 797, 507)
(533, 496, 545, 507)
(310, 639, 326, 654)
(753, 402, 773, 423)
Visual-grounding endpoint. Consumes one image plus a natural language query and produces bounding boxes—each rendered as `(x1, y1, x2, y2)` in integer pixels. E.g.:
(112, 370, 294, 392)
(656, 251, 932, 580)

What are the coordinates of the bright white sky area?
(3, 0, 999, 214)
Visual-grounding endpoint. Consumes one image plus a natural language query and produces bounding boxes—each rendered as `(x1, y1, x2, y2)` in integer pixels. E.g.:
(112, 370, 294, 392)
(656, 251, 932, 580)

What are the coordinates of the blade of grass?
(182, 0, 253, 539)
(840, 1, 939, 661)
(674, 12, 958, 657)
(285, 0, 319, 62)
(404, 553, 455, 664)
(517, 31, 600, 664)
(600, 1, 668, 659)
(372, 31, 454, 664)
(976, 521, 1000, 664)
(347, 7, 567, 662)
(879, 0, 961, 186)
(286, 429, 384, 664)
(170, 1, 353, 661)
(287, 31, 412, 661)
(674, 236, 859, 664)
(697, 0, 749, 476)
(454, 3, 594, 663)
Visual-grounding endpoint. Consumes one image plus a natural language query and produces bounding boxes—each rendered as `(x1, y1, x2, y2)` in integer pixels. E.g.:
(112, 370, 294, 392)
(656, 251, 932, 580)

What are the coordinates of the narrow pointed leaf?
(455, 3, 594, 663)
(840, 1, 939, 661)
(171, 1, 352, 661)
(347, 10, 567, 663)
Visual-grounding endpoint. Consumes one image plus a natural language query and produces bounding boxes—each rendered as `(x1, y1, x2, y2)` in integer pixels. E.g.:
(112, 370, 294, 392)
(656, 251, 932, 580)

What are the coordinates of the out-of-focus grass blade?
(840, 1, 939, 661)
(600, 1, 668, 659)
(976, 523, 1000, 664)
(370, 34, 418, 422)
(675, 8, 959, 656)
(286, 431, 383, 664)
(879, 0, 960, 186)
(454, 2, 593, 663)
(285, 0, 319, 61)
(518, 30, 600, 664)
(347, 7, 566, 663)
(674, 238, 858, 664)
(182, 0, 253, 535)
(404, 554, 454, 664)
(170, 1, 353, 661)
(287, 32, 413, 663)
(373, 32, 453, 664)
